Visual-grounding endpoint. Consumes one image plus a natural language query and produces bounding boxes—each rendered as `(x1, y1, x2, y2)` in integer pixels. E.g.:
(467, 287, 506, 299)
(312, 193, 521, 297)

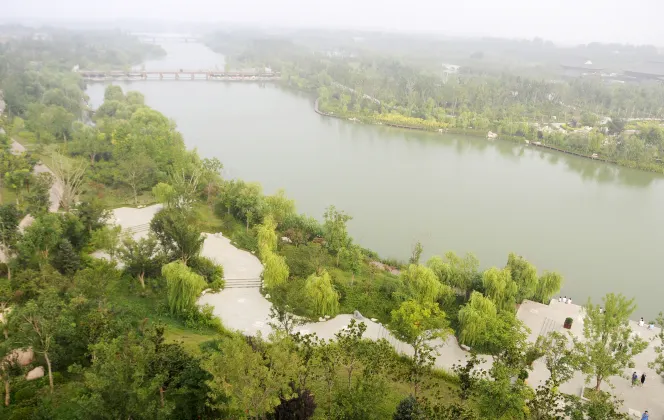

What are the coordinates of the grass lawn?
(105, 273, 220, 355)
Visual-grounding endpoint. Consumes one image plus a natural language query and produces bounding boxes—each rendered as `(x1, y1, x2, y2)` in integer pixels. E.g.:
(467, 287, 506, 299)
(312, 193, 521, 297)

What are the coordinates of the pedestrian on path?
(563, 296, 567, 303)
(568, 298, 572, 304)
(641, 373, 646, 386)
(641, 410, 648, 420)
(632, 372, 639, 387)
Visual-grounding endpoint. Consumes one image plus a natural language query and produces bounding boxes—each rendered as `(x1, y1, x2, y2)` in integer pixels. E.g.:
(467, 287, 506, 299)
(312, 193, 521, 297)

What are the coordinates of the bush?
(189, 256, 224, 287)
(0, 263, 8, 277)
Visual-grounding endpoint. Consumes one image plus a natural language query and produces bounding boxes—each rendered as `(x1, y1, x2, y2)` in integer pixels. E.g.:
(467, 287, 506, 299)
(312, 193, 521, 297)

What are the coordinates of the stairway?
(538, 317, 559, 338)
(125, 223, 150, 235)
(224, 278, 262, 289)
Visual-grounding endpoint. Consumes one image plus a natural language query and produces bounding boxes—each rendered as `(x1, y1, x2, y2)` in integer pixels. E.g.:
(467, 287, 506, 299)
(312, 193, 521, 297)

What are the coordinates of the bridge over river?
(78, 69, 281, 82)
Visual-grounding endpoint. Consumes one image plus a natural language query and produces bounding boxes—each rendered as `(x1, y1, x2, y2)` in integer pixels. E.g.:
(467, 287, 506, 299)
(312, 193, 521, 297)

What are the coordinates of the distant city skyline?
(3, 0, 664, 46)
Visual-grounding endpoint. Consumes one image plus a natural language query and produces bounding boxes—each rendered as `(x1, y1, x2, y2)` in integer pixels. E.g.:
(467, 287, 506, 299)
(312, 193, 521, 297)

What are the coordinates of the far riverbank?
(313, 98, 661, 174)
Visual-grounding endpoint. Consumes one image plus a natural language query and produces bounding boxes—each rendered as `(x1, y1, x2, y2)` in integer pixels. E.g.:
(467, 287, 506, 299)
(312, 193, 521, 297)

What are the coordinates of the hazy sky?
(4, 0, 664, 45)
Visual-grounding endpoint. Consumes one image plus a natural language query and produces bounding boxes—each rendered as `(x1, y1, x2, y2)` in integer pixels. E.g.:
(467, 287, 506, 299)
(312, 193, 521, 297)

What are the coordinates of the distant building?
(561, 61, 604, 77)
(442, 64, 461, 83)
(32, 32, 51, 41)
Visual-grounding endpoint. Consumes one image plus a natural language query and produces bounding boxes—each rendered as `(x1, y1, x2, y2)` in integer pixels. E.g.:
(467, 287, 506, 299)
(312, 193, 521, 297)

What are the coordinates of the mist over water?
(87, 41, 664, 318)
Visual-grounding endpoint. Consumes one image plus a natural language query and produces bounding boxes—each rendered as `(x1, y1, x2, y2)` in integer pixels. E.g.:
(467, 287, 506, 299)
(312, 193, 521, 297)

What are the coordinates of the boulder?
(353, 310, 364, 320)
(25, 366, 44, 381)
(6, 348, 34, 366)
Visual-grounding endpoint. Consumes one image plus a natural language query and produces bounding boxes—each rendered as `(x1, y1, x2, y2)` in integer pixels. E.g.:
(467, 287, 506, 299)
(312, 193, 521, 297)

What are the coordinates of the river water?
(86, 41, 664, 318)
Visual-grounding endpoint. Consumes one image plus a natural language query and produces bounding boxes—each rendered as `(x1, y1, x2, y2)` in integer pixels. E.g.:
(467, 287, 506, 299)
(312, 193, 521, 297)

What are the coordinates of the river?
(86, 41, 664, 319)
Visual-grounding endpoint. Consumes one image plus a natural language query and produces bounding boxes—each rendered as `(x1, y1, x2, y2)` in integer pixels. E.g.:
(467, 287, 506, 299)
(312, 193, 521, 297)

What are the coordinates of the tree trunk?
(595, 376, 602, 391)
(159, 386, 165, 407)
(132, 184, 138, 206)
(44, 352, 54, 393)
(4, 377, 9, 407)
(138, 272, 145, 289)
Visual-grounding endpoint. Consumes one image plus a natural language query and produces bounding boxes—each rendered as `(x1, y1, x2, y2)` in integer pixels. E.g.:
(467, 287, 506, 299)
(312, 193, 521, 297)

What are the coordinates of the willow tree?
(534, 271, 563, 304)
(256, 215, 278, 259)
(401, 264, 451, 305)
(482, 267, 518, 312)
(390, 299, 450, 396)
(427, 251, 479, 300)
(263, 252, 289, 289)
(458, 292, 499, 349)
(162, 262, 206, 316)
(505, 253, 538, 302)
(304, 270, 339, 316)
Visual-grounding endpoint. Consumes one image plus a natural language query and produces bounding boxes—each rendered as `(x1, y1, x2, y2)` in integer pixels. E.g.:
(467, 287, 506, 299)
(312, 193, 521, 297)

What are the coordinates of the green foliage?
(118, 233, 165, 289)
(263, 252, 290, 289)
(188, 256, 224, 288)
(16, 213, 63, 269)
(650, 312, 664, 377)
(481, 267, 518, 312)
(401, 264, 451, 305)
(534, 271, 563, 304)
(323, 205, 352, 258)
(505, 253, 538, 302)
(457, 292, 498, 349)
(427, 251, 479, 300)
(162, 261, 207, 317)
(50, 239, 81, 275)
(390, 300, 450, 346)
(304, 270, 339, 316)
(150, 208, 204, 265)
(204, 334, 299, 418)
(257, 214, 279, 258)
(573, 293, 648, 391)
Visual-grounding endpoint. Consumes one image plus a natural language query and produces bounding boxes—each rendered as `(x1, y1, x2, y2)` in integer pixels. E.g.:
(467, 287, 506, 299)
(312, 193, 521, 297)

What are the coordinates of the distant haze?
(3, 0, 664, 46)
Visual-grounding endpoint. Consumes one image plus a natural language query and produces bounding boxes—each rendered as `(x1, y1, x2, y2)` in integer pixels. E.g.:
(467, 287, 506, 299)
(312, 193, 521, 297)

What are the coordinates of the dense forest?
(0, 27, 663, 419)
(207, 31, 664, 173)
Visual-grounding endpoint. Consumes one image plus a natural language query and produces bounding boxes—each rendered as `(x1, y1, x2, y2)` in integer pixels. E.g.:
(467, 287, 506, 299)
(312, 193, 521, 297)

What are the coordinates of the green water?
(86, 41, 664, 319)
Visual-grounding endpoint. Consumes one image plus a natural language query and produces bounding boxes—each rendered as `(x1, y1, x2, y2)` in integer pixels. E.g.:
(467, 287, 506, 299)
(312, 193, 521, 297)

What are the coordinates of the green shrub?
(189, 256, 224, 286)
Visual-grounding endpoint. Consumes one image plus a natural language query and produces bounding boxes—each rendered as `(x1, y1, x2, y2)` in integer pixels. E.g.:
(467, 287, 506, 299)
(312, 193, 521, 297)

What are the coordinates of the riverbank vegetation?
(0, 27, 662, 419)
(207, 31, 664, 173)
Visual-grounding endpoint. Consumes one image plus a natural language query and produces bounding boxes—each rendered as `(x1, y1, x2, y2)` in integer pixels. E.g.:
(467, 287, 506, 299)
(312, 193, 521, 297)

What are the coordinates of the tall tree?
(263, 252, 290, 289)
(150, 208, 204, 265)
(482, 267, 518, 311)
(534, 271, 563, 304)
(573, 293, 647, 391)
(506, 253, 538, 302)
(304, 270, 339, 317)
(13, 289, 68, 393)
(117, 233, 163, 290)
(427, 251, 479, 300)
(401, 264, 451, 305)
(204, 334, 299, 418)
(322, 205, 352, 264)
(162, 261, 207, 317)
(390, 300, 450, 396)
(649, 312, 664, 376)
(50, 152, 87, 212)
(256, 214, 278, 259)
(458, 291, 498, 349)
(120, 153, 157, 206)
